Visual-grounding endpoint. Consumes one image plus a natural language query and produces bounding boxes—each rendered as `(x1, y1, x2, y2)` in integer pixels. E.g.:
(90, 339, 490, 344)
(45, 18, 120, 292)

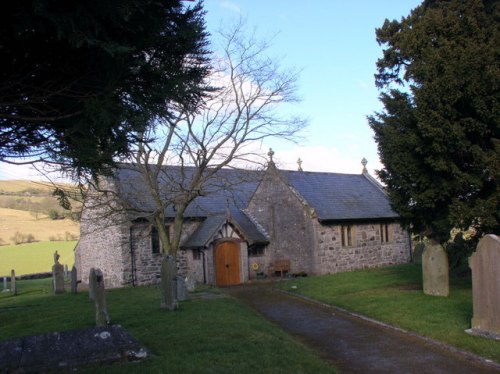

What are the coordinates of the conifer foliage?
(0, 0, 210, 178)
(369, 0, 499, 241)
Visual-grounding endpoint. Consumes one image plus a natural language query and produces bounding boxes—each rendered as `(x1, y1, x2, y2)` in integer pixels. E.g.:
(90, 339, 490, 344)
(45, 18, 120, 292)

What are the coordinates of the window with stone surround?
(341, 225, 356, 247)
(151, 226, 161, 254)
(248, 244, 265, 257)
(192, 249, 201, 260)
(380, 223, 393, 243)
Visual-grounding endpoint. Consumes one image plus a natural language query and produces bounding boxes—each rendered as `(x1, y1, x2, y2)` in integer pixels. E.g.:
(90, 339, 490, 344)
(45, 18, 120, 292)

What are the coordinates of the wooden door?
(215, 242, 241, 286)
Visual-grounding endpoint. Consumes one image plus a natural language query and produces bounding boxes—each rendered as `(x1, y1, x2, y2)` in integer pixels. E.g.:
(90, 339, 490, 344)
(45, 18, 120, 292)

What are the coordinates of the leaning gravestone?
(468, 234, 500, 339)
(10, 270, 17, 296)
(422, 243, 449, 297)
(52, 251, 65, 294)
(94, 269, 110, 327)
(88, 268, 97, 301)
(160, 256, 179, 310)
(70, 266, 78, 294)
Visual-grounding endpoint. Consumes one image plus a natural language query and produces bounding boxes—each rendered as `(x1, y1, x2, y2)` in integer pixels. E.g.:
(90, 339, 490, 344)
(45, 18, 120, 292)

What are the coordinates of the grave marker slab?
(10, 270, 16, 295)
(71, 266, 78, 294)
(94, 269, 110, 327)
(469, 234, 500, 340)
(89, 268, 97, 301)
(52, 251, 65, 294)
(422, 243, 449, 297)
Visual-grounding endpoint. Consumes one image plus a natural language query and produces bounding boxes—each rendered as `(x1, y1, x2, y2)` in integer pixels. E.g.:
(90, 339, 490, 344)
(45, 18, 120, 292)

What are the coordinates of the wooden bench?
(268, 259, 290, 278)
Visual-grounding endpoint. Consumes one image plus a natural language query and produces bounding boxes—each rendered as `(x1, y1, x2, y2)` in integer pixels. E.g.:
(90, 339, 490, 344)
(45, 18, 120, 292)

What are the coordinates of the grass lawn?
(0, 241, 77, 277)
(0, 278, 336, 373)
(278, 264, 499, 363)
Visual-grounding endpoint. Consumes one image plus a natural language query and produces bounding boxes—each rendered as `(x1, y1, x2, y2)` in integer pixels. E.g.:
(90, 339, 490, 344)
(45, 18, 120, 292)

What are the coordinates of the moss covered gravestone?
(422, 243, 449, 297)
(468, 234, 500, 340)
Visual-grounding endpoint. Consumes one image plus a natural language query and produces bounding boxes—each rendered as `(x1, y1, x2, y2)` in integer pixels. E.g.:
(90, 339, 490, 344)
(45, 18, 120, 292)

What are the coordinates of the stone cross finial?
(297, 158, 303, 171)
(361, 158, 368, 174)
(268, 148, 275, 163)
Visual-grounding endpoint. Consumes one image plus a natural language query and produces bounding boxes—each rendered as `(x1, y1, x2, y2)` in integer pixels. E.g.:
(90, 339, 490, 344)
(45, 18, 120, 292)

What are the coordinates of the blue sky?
(0, 0, 422, 180)
(203, 0, 422, 174)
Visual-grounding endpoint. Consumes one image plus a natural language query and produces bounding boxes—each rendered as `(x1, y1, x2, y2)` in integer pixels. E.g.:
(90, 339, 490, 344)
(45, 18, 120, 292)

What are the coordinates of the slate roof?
(113, 165, 262, 218)
(181, 211, 269, 249)
(282, 170, 398, 221)
(110, 164, 398, 248)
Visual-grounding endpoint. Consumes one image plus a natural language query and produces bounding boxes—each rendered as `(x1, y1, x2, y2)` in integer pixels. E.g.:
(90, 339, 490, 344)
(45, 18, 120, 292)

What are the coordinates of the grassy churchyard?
(0, 264, 498, 371)
(278, 264, 500, 363)
(0, 279, 335, 373)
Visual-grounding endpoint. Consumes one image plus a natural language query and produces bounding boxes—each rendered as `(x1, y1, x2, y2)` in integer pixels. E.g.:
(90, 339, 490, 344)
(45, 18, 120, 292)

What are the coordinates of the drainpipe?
(129, 226, 136, 286)
(201, 249, 207, 284)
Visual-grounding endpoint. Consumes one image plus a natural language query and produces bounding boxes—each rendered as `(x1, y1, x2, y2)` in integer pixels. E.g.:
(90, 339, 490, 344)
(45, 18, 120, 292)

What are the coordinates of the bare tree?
(119, 21, 306, 309)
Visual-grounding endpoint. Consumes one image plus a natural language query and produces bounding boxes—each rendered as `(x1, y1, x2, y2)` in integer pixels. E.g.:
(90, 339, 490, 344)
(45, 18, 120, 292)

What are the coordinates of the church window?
(380, 224, 393, 243)
(151, 226, 161, 254)
(341, 225, 356, 247)
(193, 249, 201, 260)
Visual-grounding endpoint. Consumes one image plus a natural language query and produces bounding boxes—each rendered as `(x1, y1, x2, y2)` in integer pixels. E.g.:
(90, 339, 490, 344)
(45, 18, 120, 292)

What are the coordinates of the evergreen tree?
(0, 0, 210, 178)
(369, 0, 499, 242)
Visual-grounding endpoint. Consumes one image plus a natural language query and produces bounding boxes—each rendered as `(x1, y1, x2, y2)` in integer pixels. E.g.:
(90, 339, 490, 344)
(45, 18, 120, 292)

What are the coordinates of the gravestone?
(468, 234, 500, 339)
(177, 277, 187, 301)
(52, 251, 65, 294)
(160, 256, 179, 310)
(422, 243, 449, 297)
(412, 243, 425, 264)
(64, 264, 69, 278)
(70, 266, 78, 294)
(88, 268, 97, 301)
(94, 269, 110, 327)
(10, 270, 17, 296)
(2, 277, 8, 293)
(185, 277, 196, 292)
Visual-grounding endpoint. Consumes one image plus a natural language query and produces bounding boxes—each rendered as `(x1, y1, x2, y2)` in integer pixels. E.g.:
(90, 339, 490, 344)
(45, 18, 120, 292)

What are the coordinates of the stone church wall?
(246, 167, 316, 276)
(74, 181, 131, 289)
(313, 221, 411, 274)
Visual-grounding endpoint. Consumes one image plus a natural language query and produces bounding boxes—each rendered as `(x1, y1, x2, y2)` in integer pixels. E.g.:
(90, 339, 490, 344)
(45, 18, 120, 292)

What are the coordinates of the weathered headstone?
(185, 277, 196, 292)
(52, 251, 65, 294)
(177, 277, 187, 301)
(70, 266, 78, 294)
(160, 256, 179, 310)
(94, 269, 110, 327)
(422, 243, 449, 297)
(468, 234, 500, 340)
(64, 264, 69, 278)
(412, 243, 425, 264)
(2, 277, 8, 293)
(10, 270, 17, 296)
(89, 268, 97, 301)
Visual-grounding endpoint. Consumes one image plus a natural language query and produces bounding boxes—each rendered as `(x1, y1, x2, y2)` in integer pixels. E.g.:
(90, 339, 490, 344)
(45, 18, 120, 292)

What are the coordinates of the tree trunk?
(160, 255, 179, 310)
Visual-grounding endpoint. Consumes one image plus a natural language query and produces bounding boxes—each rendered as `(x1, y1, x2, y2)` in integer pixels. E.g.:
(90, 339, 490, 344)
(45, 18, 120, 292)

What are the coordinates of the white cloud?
(220, 1, 241, 13)
(0, 162, 71, 183)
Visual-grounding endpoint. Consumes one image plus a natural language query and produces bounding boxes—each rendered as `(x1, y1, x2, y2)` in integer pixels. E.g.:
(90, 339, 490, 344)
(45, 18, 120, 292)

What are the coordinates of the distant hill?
(0, 180, 81, 246)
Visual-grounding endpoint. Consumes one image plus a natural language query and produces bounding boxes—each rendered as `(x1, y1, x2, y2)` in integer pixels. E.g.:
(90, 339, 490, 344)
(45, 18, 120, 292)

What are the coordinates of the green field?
(0, 241, 76, 276)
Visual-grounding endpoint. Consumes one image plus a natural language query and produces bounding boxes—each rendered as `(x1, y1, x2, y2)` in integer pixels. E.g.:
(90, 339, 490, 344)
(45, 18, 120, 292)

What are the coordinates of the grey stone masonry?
(314, 222, 410, 275)
(246, 164, 316, 276)
(469, 234, 500, 339)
